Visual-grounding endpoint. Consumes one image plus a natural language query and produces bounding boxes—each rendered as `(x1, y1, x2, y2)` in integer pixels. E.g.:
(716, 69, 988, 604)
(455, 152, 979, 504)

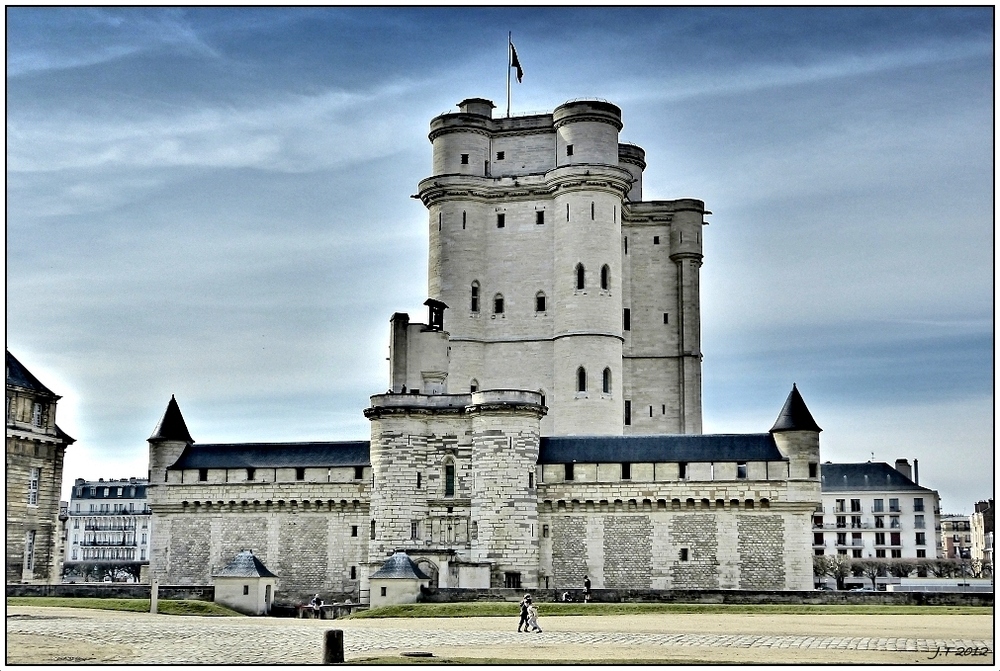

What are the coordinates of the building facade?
(815, 459, 941, 562)
(970, 499, 993, 575)
(6, 351, 75, 583)
(940, 514, 972, 561)
(146, 98, 821, 604)
(63, 477, 152, 582)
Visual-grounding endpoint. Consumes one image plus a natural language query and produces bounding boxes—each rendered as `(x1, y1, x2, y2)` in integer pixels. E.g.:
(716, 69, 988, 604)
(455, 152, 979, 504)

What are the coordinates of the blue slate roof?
(6, 350, 58, 397)
(770, 384, 822, 433)
(213, 550, 277, 578)
(820, 462, 934, 493)
(539, 434, 784, 464)
(370, 552, 431, 580)
(149, 396, 194, 443)
(169, 441, 370, 470)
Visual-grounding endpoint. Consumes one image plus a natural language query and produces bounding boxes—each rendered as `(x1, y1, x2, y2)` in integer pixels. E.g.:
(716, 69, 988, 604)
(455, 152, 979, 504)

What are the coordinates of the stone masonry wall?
(603, 515, 652, 588)
(738, 515, 785, 589)
(669, 514, 719, 589)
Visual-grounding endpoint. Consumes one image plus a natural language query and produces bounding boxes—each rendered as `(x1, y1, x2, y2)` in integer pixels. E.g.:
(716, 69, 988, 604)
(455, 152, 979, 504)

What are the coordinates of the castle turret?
(770, 384, 821, 484)
(668, 199, 707, 434)
(147, 395, 193, 485)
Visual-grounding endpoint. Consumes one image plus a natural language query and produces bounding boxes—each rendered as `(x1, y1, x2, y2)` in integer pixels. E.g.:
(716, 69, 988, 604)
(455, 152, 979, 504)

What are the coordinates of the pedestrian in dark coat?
(583, 576, 592, 603)
(517, 594, 531, 632)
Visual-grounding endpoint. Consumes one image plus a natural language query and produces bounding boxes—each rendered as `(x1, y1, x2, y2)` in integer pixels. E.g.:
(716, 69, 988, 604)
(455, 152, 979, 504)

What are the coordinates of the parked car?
(849, 586, 874, 592)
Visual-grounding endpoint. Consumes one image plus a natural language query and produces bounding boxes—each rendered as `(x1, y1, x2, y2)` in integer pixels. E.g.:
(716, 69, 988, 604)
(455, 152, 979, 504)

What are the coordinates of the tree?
(855, 558, 887, 590)
(827, 554, 853, 590)
(927, 558, 957, 578)
(887, 559, 918, 579)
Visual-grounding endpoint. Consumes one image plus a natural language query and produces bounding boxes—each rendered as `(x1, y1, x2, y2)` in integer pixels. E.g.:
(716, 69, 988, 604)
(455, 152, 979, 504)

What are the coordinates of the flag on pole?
(510, 40, 523, 83)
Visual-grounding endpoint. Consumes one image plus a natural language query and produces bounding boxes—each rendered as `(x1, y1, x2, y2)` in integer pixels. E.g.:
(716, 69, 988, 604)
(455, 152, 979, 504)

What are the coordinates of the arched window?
(493, 294, 504, 314)
(471, 281, 480, 312)
(575, 263, 585, 290)
(444, 459, 456, 497)
(600, 265, 610, 290)
(577, 367, 587, 393)
(602, 368, 612, 394)
(470, 379, 479, 393)
(535, 292, 546, 312)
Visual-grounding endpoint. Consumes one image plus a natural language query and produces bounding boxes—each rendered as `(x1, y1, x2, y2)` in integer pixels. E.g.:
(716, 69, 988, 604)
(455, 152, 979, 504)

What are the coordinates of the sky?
(6, 7, 994, 513)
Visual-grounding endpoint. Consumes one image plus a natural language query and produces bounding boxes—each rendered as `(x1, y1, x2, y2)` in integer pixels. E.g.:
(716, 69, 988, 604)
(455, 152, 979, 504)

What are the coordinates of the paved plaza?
(6, 606, 994, 665)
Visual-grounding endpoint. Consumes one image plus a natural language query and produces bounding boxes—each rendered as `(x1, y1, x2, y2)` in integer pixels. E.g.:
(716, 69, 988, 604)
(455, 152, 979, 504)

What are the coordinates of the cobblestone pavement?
(6, 609, 994, 664)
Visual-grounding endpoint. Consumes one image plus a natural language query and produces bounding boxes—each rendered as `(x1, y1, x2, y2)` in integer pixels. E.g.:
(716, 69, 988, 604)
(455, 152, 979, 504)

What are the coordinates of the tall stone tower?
(414, 98, 705, 436)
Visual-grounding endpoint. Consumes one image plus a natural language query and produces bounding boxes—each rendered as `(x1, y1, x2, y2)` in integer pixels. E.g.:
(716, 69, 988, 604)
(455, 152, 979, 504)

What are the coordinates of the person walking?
(527, 601, 542, 632)
(583, 576, 592, 603)
(517, 594, 531, 632)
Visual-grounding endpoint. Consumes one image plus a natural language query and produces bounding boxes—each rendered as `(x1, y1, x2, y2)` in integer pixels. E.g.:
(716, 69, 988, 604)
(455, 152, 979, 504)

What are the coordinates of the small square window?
(295, 467, 306, 481)
(460, 154, 469, 165)
(497, 213, 505, 228)
(198, 469, 208, 482)
(663, 313, 669, 324)
(737, 462, 747, 479)
(623, 308, 630, 331)
(679, 548, 689, 561)
(351, 525, 358, 537)
(536, 210, 544, 225)
(381, 586, 387, 597)
(243, 585, 250, 595)
(542, 525, 549, 538)
(653, 236, 660, 244)
(354, 466, 364, 480)
(621, 462, 631, 480)
(536, 295, 546, 312)
(564, 463, 574, 481)
(496, 151, 505, 160)
(566, 144, 574, 156)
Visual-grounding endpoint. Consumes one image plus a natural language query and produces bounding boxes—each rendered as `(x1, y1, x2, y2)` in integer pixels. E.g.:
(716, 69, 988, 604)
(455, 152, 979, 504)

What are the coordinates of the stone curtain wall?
(603, 516, 652, 587)
(668, 514, 720, 589)
(738, 515, 785, 589)
(551, 516, 588, 588)
(168, 518, 211, 585)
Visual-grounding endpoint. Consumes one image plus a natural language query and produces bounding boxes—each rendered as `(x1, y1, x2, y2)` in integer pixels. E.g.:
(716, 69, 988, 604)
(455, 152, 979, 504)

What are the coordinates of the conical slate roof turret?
(770, 384, 822, 433)
(148, 395, 194, 443)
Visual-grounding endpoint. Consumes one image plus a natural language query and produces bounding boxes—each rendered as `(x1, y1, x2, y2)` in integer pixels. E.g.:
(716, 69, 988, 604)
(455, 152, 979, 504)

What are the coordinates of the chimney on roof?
(913, 459, 919, 485)
(894, 458, 912, 481)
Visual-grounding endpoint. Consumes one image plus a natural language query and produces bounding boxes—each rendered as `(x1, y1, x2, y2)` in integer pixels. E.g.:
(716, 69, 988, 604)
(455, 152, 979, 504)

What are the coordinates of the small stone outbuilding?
(212, 550, 277, 615)
(369, 551, 430, 608)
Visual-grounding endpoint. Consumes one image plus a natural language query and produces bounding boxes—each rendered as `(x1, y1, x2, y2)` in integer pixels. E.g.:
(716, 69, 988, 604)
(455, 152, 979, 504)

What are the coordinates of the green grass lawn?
(350, 602, 991, 619)
(6, 596, 243, 617)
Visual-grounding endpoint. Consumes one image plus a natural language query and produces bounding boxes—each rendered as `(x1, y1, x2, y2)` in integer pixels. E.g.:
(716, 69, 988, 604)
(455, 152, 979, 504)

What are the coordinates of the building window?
(736, 462, 747, 479)
(872, 499, 884, 512)
(850, 499, 862, 513)
(528, 471, 534, 489)
(808, 462, 818, 478)
(497, 213, 505, 228)
(444, 462, 455, 497)
(462, 211, 466, 229)
(576, 367, 586, 393)
(471, 281, 480, 312)
(678, 462, 687, 480)
(890, 532, 901, 546)
(295, 468, 305, 481)
(915, 532, 925, 546)
(416, 472, 422, 489)
(914, 514, 924, 529)
(351, 525, 358, 537)
(504, 572, 522, 589)
(621, 462, 631, 480)
(354, 466, 364, 480)
(542, 525, 549, 538)
(27, 468, 40, 506)
(875, 532, 886, 545)
(891, 549, 902, 559)
(591, 202, 595, 220)
(851, 516, 862, 528)
(564, 463, 574, 481)
(380, 586, 387, 597)
(653, 236, 660, 245)
(246, 468, 255, 481)
(623, 308, 630, 331)
(496, 151, 505, 160)
(916, 549, 926, 559)
(889, 498, 900, 512)
(566, 144, 573, 157)
(624, 400, 631, 425)
(350, 566, 357, 580)
(575, 263, 585, 289)
(460, 153, 469, 165)
(913, 498, 924, 512)
(411, 521, 419, 540)
(535, 293, 546, 312)
(874, 516, 884, 528)
(602, 368, 612, 395)
(470, 380, 478, 393)
(243, 585, 250, 596)
(890, 516, 900, 529)
(679, 548, 689, 561)
(836, 532, 847, 546)
(536, 210, 544, 225)
(370, 520, 376, 540)
(24, 530, 36, 571)
(600, 265, 610, 290)
(835, 499, 846, 513)
(32, 402, 43, 427)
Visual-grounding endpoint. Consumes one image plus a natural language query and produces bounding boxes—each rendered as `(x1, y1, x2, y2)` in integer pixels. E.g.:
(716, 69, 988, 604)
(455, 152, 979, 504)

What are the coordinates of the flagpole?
(506, 31, 512, 118)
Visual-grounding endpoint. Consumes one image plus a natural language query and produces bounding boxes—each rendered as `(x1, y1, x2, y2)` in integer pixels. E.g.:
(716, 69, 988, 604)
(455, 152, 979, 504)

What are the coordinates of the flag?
(510, 40, 523, 83)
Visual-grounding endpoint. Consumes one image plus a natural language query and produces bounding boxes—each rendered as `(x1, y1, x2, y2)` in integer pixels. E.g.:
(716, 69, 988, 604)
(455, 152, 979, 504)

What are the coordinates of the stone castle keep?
(147, 98, 823, 603)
